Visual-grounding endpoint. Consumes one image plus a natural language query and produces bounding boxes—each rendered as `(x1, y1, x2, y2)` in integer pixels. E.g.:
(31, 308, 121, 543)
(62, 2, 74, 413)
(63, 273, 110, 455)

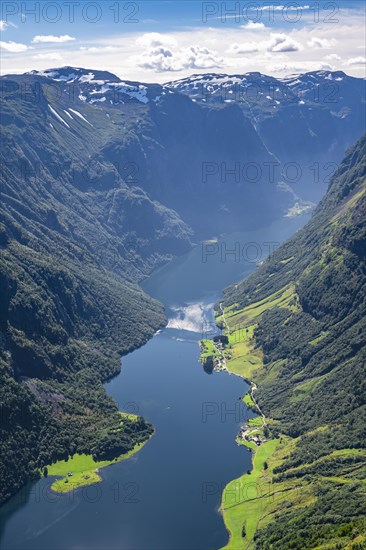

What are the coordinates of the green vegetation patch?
(309, 331, 329, 346)
(222, 284, 299, 328)
(217, 136, 366, 548)
(247, 417, 263, 427)
(221, 439, 281, 549)
(47, 436, 150, 493)
(243, 393, 255, 408)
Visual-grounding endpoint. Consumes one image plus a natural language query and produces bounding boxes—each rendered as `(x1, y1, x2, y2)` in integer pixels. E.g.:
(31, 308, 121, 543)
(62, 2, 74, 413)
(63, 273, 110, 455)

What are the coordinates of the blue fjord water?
(0, 215, 309, 550)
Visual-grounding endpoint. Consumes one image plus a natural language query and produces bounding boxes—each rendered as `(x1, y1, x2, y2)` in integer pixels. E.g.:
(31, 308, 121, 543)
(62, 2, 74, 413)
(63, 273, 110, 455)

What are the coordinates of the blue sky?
(1, 1, 365, 81)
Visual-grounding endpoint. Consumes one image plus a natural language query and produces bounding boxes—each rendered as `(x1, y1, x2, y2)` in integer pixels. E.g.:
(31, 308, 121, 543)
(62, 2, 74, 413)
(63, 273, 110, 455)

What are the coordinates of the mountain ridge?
(166, 68, 366, 202)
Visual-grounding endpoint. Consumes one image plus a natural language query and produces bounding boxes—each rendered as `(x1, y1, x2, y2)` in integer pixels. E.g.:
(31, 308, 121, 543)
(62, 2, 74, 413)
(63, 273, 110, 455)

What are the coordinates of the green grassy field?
(309, 331, 329, 346)
(221, 439, 279, 548)
(47, 441, 148, 493)
(224, 324, 262, 380)
(218, 285, 299, 330)
(217, 288, 305, 549)
(247, 417, 262, 427)
(215, 286, 298, 382)
(243, 393, 255, 408)
(220, 434, 319, 550)
(200, 339, 221, 361)
(47, 413, 151, 493)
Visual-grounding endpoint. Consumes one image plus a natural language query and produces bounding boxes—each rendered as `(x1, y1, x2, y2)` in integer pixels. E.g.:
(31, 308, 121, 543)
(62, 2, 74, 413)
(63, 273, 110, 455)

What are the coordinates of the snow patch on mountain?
(48, 105, 69, 128)
(68, 108, 93, 126)
(28, 66, 161, 105)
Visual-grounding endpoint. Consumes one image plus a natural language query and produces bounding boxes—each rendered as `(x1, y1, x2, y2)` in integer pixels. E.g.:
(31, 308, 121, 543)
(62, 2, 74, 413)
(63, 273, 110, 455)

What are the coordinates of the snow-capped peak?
(28, 66, 162, 105)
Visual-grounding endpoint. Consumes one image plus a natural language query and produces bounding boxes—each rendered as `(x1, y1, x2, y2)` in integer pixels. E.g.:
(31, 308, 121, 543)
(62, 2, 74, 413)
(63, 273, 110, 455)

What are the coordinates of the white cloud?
(136, 32, 177, 48)
(325, 53, 341, 61)
(242, 21, 266, 30)
(345, 56, 366, 66)
(308, 37, 336, 49)
(0, 20, 7, 31)
(32, 35, 75, 44)
(33, 52, 64, 61)
(228, 33, 302, 54)
(80, 46, 118, 53)
(211, 4, 311, 20)
(137, 44, 223, 72)
(260, 4, 310, 10)
(135, 32, 222, 73)
(272, 61, 333, 73)
(228, 42, 259, 54)
(0, 41, 28, 53)
(182, 46, 223, 69)
(138, 46, 174, 72)
(268, 33, 303, 52)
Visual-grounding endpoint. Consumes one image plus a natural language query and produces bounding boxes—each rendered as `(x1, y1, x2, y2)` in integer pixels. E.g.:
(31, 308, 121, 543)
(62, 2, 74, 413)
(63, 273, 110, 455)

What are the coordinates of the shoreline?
(200, 302, 275, 550)
(47, 426, 154, 494)
(211, 285, 305, 549)
(48, 313, 165, 495)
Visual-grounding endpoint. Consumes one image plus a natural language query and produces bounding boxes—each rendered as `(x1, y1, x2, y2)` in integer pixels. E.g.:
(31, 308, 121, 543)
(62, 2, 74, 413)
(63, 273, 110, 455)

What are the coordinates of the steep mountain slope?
(0, 65, 291, 506)
(213, 136, 366, 549)
(166, 70, 366, 202)
(0, 65, 292, 506)
(0, 74, 186, 504)
(8, 67, 290, 236)
(0, 66, 364, 509)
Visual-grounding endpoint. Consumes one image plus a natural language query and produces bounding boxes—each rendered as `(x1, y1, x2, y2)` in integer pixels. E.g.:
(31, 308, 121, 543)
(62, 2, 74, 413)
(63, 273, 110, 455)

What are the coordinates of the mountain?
(5, 66, 291, 237)
(0, 66, 364, 507)
(212, 135, 366, 549)
(0, 68, 192, 504)
(0, 65, 288, 505)
(166, 70, 366, 202)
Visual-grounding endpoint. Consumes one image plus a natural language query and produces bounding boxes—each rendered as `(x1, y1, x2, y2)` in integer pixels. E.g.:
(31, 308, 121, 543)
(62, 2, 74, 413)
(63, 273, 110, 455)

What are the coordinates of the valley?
(0, 216, 309, 550)
(0, 64, 365, 549)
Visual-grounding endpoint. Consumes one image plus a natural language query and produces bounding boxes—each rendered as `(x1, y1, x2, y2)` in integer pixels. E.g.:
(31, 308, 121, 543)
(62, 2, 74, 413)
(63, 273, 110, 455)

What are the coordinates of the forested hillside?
(0, 66, 364, 509)
(0, 72, 190, 505)
(0, 65, 295, 506)
(216, 135, 366, 549)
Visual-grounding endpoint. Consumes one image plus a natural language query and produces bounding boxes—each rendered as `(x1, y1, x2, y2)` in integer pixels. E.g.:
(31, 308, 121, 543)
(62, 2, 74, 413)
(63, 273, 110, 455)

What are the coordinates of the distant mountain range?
(0, 66, 364, 505)
(3, 67, 365, 231)
(166, 70, 366, 202)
